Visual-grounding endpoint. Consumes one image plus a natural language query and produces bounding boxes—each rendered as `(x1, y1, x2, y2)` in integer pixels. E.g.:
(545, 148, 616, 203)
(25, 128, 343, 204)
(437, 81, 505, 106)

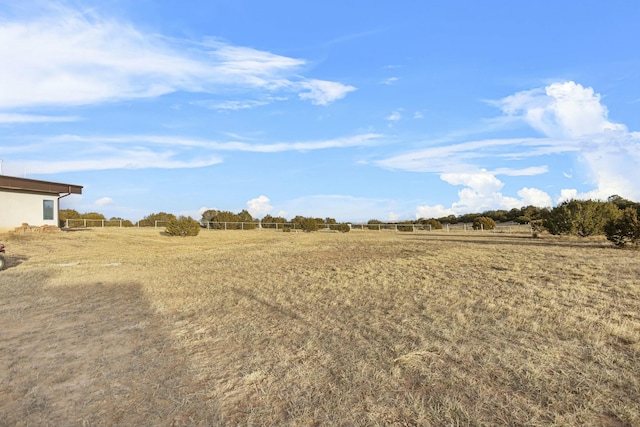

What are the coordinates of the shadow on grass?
(0, 278, 213, 426)
(1, 253, 30, 270)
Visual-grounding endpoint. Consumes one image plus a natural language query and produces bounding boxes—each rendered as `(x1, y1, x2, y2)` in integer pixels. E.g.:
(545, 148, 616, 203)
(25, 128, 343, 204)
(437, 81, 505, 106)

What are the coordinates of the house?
(0, 175, 83, 231)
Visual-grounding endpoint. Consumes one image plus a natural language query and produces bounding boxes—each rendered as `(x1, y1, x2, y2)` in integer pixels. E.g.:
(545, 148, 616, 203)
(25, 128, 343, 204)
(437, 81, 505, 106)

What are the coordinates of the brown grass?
(1, 228, 639, 426)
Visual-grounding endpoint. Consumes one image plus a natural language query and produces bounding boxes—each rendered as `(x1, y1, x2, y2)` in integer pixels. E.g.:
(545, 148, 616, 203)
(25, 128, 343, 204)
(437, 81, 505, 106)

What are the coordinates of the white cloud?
(441, 171, 504, 194)
(95, 197, 113, 207)
(497, 82, 640, 201)
(377, 137, 561, 174)
(247, 195, 273, 218)
(0, 4, 354, 110)
(4, 132, 380, 174)
(192, 99, 272, 111)
(0, 113, 79, 124)
(413, 111, 424, 119)
(386, 111, 402, 124)
(416, 171, 552, 218)
(416, 204, 455, 219)
(381, 77, 399, 85)
(517, 187, 553, 207)
(497, 81, 626, 139)
(12, 151, 223, 174)
(298, 79, 356, 106)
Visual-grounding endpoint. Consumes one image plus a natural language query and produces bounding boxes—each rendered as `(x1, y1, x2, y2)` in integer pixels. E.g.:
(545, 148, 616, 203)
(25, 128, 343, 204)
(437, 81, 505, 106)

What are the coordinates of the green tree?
(59, 209, 81, 227)
(605, 208, 640, 248)
(473, 216, 496, 230)
(237, 209, 257, 230)
(419, 218, 443, 230)
(201, 210, 240, 229)
(300, 217, 319, 232)
(109, 217, 134, 227)
(140, 212, 176, 227)
(261, 215, 288, 229)
(544, 200, 618, 237)
(82, 212, 106, 220)
(165, 216, 200, 237)
(290, 216, 319, 232)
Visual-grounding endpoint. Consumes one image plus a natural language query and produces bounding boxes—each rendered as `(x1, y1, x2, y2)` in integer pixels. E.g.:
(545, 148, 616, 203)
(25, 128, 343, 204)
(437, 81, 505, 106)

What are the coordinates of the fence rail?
(63, 219, 532, 233)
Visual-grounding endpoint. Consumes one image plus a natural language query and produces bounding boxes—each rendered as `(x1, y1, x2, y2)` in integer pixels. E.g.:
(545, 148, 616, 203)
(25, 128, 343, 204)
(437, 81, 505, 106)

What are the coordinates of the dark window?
(43, 200, 54, 220)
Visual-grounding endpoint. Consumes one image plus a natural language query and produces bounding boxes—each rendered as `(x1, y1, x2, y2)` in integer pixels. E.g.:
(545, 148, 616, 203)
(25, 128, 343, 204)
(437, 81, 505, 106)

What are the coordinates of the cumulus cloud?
(498, 81, 626, 138)
(496, 81, 639, 201)
(416, 170, 552, 219)
(0, 4, 354, 110)
(415, 204, 455, 219)
(247, 195, 273, 218)
(517, 187, 553, 207)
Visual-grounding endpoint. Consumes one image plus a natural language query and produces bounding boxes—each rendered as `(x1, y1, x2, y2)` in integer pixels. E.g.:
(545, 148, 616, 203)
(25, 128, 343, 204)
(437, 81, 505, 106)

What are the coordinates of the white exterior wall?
(0, 190, 59, 231)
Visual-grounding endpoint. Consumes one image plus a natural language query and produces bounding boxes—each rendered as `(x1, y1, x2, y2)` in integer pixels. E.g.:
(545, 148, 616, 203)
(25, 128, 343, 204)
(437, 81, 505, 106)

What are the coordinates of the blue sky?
(1, 0, 639, 222)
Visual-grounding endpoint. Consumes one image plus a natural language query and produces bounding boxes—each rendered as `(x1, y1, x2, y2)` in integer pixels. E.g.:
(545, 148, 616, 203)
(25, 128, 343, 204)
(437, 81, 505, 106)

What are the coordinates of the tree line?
(59, 194, 640, 247)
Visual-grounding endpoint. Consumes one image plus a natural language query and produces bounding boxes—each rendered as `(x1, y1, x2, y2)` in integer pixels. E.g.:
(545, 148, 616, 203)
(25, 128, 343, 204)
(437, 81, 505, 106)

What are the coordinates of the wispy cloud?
(377, 137, 558, 174)
(2, 133, 382, 174)
(386, 110, 402, 122)
(380, 77, 399, 85)
(0, 3, 355, 111)
(192, 97, 287, 111)
(0, 113, 79, 124)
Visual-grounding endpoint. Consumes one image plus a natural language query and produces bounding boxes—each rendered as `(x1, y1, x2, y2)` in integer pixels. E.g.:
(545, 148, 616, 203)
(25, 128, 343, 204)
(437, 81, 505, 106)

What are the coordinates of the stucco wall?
(0, 189, 59, 231)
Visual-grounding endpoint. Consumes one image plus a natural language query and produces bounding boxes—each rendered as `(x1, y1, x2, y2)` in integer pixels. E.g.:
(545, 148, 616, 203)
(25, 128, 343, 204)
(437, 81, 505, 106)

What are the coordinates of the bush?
(605, 208, 640, 248)
(330, 223, 351, 233)
(165, 216, 200, 237)
(473, 216, 496, 230)
(421, 218, 443, 230)
(300, 217, 319, 232)
(544, 200, 618, 237)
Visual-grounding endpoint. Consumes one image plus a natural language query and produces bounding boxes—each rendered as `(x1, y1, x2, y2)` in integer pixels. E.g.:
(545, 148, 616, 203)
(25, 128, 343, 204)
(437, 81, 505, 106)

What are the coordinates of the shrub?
(605, 208, 640, 248)
(530, 219, 545, 238)
(473, 216, 496, 230)
(165, 216, 200, 237)
(397, 223, 414, 232)
(140, 212, 176, 227)
(421, 218, 443, 230)
(544, 200, 618, 237)
(300, 217, 319, 232)
(330, 223, 351, 233)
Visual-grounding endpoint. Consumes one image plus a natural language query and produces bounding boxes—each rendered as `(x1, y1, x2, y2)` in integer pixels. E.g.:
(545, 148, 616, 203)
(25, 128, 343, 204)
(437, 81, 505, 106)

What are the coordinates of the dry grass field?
(1, 227, 639, 426)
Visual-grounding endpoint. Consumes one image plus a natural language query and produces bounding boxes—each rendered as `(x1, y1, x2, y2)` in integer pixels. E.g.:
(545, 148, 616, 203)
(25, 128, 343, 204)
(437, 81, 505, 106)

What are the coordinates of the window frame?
(43, 199, 55, 220)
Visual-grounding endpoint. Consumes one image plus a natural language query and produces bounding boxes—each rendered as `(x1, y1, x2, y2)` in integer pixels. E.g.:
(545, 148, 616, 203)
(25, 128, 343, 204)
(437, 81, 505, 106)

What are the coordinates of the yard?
(1, 228, 639, 426)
